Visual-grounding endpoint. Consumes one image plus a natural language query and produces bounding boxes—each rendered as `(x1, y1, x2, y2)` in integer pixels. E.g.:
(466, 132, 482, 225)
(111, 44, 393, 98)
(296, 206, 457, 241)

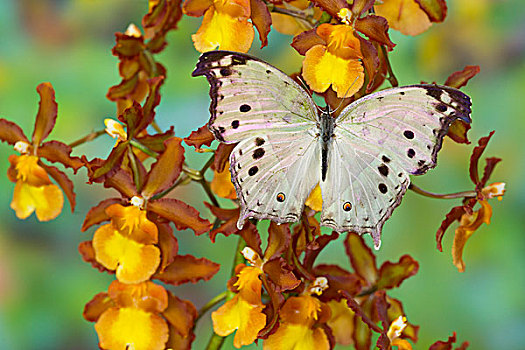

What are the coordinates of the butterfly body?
(193, 51, 472, 248)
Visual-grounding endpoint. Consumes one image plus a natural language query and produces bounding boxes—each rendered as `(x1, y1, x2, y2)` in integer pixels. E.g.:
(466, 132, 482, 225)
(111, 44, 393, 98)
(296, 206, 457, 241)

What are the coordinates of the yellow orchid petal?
(11, 181, 63, 221)
(305, 184, 322, 212)
(93, 224, 161, 283)
(303, 45, 364, 98)
(327, 300, 355, 345)
(106, 204, 159, 244)
(212, 296, 266, 348)
(192, 7, 254, 53)
(95, 307, 169, 350)
(211, 163, 237, 199)
(263, 323, 329, 350)
(375, 0, 432, 36)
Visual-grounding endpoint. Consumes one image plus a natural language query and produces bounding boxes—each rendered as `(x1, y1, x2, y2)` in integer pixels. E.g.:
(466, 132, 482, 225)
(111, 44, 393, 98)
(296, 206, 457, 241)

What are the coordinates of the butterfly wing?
(192, 51, 319, 142)
(320, 84, 472, 248)
(193, 51, 321, 227)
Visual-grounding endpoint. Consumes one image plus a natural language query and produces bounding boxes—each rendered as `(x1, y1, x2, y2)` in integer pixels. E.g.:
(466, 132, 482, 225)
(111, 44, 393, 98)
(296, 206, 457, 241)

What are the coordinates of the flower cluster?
(0, 0, 504, 349)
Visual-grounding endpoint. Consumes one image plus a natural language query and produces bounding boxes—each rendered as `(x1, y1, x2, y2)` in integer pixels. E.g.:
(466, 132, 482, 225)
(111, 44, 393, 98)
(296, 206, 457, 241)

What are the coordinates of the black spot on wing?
(378, 164, 389, 177)
(231, 120, 239, 129)
(378, 183, 388, 194)
(240, 104, 251, 112)
(253, 148, 265, 159)
(255, 137, 265, 146)
(403, 130, 414, 139)
(382, 155, 391, 163)
(407, 148, 416, 158)
(248, 166, 258, 176)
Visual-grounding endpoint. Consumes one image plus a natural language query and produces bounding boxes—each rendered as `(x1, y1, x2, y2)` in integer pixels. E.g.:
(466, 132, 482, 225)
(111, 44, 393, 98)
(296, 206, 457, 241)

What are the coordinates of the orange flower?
(302, 24, 364, 98)
(92, 202, 161, 284)
(387, 316, 413, 350)
(94, 281, 170, 350)
(8, 154, 64, 221)
(212, 261, 266, 348)
(326, 299, 355, 346)
(264, 278, 330, 350)
(184, 0, 254, 52)
(211, 162, 237, 199)
(305, 184, 322, 212)
(271, 0, 321, 36)
(374, 0, 432, 36)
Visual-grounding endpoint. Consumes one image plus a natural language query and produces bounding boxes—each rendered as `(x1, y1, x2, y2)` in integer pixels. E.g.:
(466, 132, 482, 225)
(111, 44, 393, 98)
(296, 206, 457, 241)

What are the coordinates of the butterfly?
(192, 50, 472, 248)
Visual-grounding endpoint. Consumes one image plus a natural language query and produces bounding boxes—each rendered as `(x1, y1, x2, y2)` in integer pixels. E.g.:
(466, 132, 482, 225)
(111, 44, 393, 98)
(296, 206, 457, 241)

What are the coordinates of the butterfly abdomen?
(319, 110, 335, 181)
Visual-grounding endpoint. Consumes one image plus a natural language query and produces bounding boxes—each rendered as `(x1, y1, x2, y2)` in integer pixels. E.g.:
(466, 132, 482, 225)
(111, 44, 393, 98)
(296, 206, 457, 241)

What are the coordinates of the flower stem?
(205, 236, 246, 350)
(68, 129, 105, 148)
(409, 183, 477, 199)
(268, 4, 316, 27)
(129, 139, 158, 158)
(380, 45, 399, 88)
(150, 174, 190, 200)
(196, 292, 227, 323)
(127, 147, 143, 193)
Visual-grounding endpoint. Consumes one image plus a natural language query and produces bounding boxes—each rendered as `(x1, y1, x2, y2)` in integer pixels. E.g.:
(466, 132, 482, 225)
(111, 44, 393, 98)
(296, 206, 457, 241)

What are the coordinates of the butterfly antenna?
(297, 75, 324, 113)
(332, 75, 360, 114)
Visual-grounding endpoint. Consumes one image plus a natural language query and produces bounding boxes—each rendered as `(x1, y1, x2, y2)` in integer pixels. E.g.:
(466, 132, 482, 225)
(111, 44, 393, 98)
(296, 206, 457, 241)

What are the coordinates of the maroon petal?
(264, 221, 291, 261)
(81, 197, 126, 232)
(469, 131, 495, 185)
(38, 140, 84, 172)
(0, 118, 28, 145)
(291, 29, 325, 56)
(83, 292, 113, 322)
(480, 157, 502, 188)
(184, 124, 215, 149)
(214, 143, 236, 173)
(310, 0, 349, 18)
(32, 82, 58, 146)
(344, 232, 379, 285)
(148, 198, 211, 235)
(154, 254, 220, 285)
(102, 168, 138, 198)
(314, 264, 362, 300)
(89, 142, 128, 183)
(444, 66, 480, 89)
(139, 127, 175, 153)
(355, 15, 395, 49)
(377, 255, 419, 290)
(40, 163, 76, 212)
(263, 257, 301, 291)
(250, 0, 272, 48)
(138, 76, 165, 133)
(415, 0, 447, 23)
(436, 206, 465, 252)
(142, 137, 185, 198)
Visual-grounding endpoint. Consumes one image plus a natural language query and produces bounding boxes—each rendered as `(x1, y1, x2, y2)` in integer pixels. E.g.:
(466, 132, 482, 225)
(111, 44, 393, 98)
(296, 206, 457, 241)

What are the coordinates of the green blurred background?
(0, 0, 523, 349)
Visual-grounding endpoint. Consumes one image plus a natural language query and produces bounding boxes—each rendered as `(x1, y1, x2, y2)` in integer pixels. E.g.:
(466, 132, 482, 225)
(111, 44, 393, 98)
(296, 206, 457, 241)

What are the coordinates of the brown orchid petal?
(32, 83, 58, 146)
(341, 291, 381, 334)
(480, 157, 502, 189)
(366, 42, 388, 92)
(435, 206, 465, 252)
(107, 74, 140, 101)
(310, 0, 349, 18)
(303, 231, 339, 270)
(314, 264, 362, 300)
(204, 203, 240, 242)
(263, 257, 300, 291)
(291, 28, 326, 56)
(142, 138, 185, 198)
(351, 0, 375, 16)
(41, 163, 76, 212)
(238, 223, 263, 256)
(447, 120, 471, 144)
(138, 127, 175, 153)
(357, 36, 380, 92)
(89, 142, 128, 182)
(386, 297, 419, 342)
(214, 143, 236, 172)
(38, 141, 84, 172)
(377, 255, 418, 290)
(166, 326, 195, 350)
(355, 15, 395, 49)
(119, 102, 143, 138)
(143, 0, 183, 53)
(83, 292, 113, 322)
(102, 168, 138, 198)
(344, 232, 379, 285)
(163, 293, 198, 337)
(469, 131, 495, 185)
(250, 0, 272, 48)
(138, 76, 165, 132)
(374, 291, 390, 348)
(158, 222, 179, 272)
(444, 66, 480, 89)
(112, 33, 144, 58)
(81, 198, 125, 232)
(415, 0, 447, 23)
(0, 118, 29, 145)
(148, 198, 211, 235)
(265, 221, 291, 261)
(183, 0, 213, 16)
(184, 124, 215, 149)
(429, 332, 462, 350)
(78, 240, 114, 273)
(154, 254, 220, 285)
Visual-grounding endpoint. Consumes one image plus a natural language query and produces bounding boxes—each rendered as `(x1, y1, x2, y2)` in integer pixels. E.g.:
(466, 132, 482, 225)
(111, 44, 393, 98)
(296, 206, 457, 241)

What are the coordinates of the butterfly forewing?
(193, 51, 321, 227)
(321, 85, 471, 247)
(192, 51, 318, 143)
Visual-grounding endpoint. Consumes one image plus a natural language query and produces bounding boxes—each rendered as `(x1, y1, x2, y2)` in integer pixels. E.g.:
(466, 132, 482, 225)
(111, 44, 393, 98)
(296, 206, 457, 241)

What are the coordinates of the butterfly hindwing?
(321, 85, 471, 247)
(192, 51, 318, 143)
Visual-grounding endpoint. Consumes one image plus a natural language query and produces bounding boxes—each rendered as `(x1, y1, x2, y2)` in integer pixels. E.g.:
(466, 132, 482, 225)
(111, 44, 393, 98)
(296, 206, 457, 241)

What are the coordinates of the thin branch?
(129, 139, 158, 158)
(268, 4, 317, 27)
(68, 129, 105, 148)
(409, 183, 476, 199)
(150, 174, 190, 200)
(127, 147, 143, 193)
(380, 45, 398, 88)
(196, 292, 227, 323)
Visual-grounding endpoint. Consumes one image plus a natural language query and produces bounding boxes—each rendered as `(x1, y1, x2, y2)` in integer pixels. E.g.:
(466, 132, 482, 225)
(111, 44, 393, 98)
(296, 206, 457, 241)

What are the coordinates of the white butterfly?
(193, 51, 471, 248)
